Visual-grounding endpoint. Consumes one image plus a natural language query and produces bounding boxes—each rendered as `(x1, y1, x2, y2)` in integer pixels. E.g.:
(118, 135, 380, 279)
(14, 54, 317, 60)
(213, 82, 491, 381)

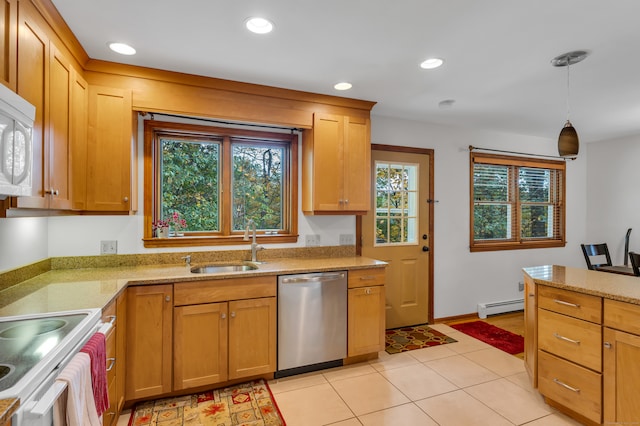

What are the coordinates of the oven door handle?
(25, 381, 67, 417)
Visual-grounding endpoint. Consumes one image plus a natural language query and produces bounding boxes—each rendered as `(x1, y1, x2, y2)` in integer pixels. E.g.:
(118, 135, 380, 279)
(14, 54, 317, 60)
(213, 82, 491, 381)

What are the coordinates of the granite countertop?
(0, 255, 386, 317)
(523, 264, 640, 304)
(0, 254, 385, 421)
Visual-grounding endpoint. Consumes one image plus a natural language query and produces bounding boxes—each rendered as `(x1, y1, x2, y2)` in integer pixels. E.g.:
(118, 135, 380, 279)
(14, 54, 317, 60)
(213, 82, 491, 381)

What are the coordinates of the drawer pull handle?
(106, 358, 116, 372)
(106, 315, 116, 325)
(604, 341, 612, 349)
(553, 378, 580, 393)
(359, 276, 377, 281)
(553, 333, 580, 345)
(553, 299, 580, 308)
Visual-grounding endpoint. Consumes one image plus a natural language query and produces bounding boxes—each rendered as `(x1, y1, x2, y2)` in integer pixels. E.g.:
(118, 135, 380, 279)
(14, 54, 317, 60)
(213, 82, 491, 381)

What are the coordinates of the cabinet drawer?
(538, 309, 602, 372)
(538, 285, 601, 323)
(538, 350, 601, 424)
(348, 268, 385, 288)
(174, 276, 276, 306)
(604, 298, 640, 335)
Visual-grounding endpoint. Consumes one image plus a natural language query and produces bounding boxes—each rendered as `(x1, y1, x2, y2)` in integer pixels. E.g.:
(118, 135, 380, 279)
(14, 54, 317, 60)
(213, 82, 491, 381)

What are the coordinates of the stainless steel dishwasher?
(276, 271, 347, 378)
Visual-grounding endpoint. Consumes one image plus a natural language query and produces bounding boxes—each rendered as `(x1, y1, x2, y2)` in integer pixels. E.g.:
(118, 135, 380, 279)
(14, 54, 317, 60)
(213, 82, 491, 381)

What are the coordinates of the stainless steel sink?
(190, 263, 258, 274)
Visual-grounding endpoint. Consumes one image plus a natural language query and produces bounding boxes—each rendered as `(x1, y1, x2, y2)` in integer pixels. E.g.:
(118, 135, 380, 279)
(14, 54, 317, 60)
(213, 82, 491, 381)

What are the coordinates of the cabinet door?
(603, 327, 640, 423)
(348, 285, 385, 356)
(47, 45, 72, 210)
(15, 2, 48, 209)
(343, 116, 370, 211)
(70, 68, 88, 210)
(125, 284, 172, 400)
(310, 113, 344, 211)
(87, 86, 132, 211)
(524, 275, 537, 387)
(228, 297, 276, 379)
(114, 291, 127, 416)
(0, 0, 17, 89)
(174, 302, 228, 390)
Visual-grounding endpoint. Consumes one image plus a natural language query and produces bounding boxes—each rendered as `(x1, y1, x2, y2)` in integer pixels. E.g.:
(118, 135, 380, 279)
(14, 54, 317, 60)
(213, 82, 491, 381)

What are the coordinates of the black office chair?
(581, 243, 612, 270)
(629, 251, 640, 276)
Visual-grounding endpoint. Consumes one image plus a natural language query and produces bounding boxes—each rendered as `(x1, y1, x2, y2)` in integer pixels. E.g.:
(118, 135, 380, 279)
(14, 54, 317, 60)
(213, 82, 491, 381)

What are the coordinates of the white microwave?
(0, 83, 35, 199)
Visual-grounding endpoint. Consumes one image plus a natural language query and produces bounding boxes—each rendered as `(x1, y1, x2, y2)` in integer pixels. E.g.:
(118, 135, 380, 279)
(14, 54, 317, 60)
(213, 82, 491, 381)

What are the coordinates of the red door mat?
(450, 321, 524, 355)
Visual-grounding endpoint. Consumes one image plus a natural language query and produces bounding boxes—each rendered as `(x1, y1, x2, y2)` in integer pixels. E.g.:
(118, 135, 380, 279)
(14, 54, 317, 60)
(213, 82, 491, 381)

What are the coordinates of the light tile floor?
(117, 323, 584, 426)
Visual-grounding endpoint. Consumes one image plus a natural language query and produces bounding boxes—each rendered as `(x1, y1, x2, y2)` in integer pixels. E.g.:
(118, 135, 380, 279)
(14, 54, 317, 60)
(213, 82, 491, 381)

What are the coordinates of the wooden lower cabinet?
(127, 280, 276, 402)
(174, 302, 228, 390)
(347, 268, 386, 357)
(523, 274, 537, 387)
(228, 297, 277, 379)
(125, 284, 173, 401)
(101, 291, 126, 426)
(603, 298, 640, 423)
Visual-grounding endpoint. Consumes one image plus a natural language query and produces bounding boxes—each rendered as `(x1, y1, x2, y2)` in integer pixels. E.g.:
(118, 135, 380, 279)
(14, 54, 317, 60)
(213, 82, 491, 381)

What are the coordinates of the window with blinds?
(470, 152, 566, 252)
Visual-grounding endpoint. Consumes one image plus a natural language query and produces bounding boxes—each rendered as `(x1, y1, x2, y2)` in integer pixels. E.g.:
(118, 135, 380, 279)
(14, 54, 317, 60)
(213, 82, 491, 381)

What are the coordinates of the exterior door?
(361, 145, 433, 328)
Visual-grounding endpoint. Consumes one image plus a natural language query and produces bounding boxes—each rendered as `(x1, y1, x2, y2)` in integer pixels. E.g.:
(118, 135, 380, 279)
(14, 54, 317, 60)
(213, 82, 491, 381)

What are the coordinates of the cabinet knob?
(123, 197, 129, 202)
(165, 295, 171, 302)
(604, 342, 612, 349)
(221, 313, 226, 319)
(231, 312, 236, 318)
(365, 288, 372, 295)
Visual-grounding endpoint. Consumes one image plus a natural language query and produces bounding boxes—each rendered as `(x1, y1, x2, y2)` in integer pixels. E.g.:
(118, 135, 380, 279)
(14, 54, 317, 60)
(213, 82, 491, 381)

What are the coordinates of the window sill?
(143, 234, 298, 248)
(470, 240, 566, 252)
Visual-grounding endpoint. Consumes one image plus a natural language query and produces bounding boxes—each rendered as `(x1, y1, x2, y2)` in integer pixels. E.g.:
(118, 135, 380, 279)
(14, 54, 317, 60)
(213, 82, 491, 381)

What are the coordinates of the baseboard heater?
(477, 299, 524, 319)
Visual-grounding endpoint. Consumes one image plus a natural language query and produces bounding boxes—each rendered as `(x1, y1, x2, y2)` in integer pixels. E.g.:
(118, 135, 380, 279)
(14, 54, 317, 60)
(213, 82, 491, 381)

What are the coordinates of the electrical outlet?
(305, 234, 320, 246)
(100, 240, 117, 255)
(339, 234, 355, 245)
(518, 281, 524, 292)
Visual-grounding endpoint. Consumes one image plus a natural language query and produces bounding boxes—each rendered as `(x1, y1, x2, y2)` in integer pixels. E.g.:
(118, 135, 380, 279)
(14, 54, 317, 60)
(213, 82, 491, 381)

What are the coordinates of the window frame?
(469, 152, 566, 252)
(143, 120, 298, 248)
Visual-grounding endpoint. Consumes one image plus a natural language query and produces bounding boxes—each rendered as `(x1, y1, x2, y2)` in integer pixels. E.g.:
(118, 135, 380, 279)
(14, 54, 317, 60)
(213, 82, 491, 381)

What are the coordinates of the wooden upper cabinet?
(15, 3, 48, 209)
(86, 86, 133, 211)
(47, 45, 72, 209)
(14, 1, 76, 210)
(70, 68, 88, 210)
(302, 112, 371, 214)
(0, 0, 17, 89)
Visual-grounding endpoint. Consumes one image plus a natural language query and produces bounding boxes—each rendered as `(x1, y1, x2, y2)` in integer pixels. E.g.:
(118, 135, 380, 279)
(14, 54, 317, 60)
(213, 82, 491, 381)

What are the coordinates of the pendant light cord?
(566, 63, 571, 122)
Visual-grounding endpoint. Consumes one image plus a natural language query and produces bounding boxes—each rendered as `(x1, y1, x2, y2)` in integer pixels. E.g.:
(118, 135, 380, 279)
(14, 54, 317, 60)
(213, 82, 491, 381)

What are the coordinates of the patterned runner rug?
(128, 379, 285, 425)
(385, 324, 457, 354)
(450, 320, 524, 355)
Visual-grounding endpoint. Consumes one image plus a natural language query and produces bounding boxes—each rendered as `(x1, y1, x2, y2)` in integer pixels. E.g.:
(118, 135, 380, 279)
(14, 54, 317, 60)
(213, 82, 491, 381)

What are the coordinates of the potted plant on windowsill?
(167, 212, 187, 237)
(153, 219, 170, 238)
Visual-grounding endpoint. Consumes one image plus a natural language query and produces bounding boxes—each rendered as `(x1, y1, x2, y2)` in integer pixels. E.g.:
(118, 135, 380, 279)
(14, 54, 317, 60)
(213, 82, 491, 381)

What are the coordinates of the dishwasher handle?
(280, 273, 345, 284)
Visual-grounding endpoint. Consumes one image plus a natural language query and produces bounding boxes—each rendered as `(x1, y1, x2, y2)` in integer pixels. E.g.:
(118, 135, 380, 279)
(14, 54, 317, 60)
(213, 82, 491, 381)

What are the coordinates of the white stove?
(0, 309, 102, 425)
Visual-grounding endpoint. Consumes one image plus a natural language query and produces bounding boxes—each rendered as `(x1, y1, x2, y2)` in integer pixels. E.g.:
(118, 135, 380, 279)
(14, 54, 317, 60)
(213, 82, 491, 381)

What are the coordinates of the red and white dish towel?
(53, 352, 101, 426)
(80, 332, 110, 416)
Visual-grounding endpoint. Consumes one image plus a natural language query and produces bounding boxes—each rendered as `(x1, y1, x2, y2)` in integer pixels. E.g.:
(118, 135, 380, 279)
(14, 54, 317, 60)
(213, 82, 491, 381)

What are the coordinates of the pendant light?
(551, 50, 589, 158)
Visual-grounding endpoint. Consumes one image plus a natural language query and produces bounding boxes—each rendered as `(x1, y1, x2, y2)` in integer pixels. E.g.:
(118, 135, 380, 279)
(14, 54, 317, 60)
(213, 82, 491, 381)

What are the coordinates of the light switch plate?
(305, 234, 320, 246)
(100, 240, 118, 255)
(339, 234, 355, 245)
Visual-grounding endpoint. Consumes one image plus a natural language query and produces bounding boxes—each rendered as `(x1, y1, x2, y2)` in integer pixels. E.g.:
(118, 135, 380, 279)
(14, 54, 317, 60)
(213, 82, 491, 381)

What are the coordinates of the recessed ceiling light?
(245, 17, 274, 34)
(334, 82, 352, 91)
(420, 58, 444, 69)
(108, 42, 136, 55)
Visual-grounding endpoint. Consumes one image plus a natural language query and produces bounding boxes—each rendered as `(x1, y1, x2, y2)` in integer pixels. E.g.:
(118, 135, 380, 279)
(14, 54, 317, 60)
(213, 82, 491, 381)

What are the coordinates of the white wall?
(0, 114, 591, 318)
(371, 115, 587, 318)
(585, 134, 640, 264)
(0, 217, 48, 271)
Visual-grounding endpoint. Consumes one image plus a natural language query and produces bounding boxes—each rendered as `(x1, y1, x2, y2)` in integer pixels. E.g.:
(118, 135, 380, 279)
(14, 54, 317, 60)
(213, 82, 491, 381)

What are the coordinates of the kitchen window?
(143, 120, 298, 247)
(470, 152, 566, 252)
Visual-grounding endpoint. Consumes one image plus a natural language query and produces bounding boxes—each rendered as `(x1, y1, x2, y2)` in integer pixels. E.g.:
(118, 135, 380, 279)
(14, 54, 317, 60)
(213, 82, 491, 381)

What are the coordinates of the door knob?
(422, 246, 429, 252)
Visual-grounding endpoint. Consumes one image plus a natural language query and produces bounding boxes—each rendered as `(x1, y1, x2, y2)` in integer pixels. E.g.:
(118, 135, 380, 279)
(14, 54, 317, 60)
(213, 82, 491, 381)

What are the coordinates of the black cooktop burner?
(0, 319, 67, 339)
(0, 365, 12, 381)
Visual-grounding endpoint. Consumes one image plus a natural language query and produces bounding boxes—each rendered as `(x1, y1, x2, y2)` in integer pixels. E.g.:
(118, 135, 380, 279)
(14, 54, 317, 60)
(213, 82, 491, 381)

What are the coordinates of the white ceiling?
(51, 0, 640, 143)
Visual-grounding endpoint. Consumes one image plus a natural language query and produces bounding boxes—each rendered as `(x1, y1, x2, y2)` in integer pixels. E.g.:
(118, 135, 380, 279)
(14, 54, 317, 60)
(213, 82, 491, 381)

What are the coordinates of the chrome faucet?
(181, 255, 192, 270)
(243, 219, 265, 262)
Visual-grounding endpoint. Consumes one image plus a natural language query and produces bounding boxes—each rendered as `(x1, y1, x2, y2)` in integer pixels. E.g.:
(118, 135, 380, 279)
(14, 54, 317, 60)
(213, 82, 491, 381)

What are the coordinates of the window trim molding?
(469, 152, 566, 252)
(143, 119, 298, 248)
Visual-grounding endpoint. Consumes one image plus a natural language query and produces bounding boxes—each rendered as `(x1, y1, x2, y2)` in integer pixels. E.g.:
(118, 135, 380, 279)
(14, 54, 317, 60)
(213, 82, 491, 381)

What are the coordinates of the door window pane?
(374, 161, 419, 245)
